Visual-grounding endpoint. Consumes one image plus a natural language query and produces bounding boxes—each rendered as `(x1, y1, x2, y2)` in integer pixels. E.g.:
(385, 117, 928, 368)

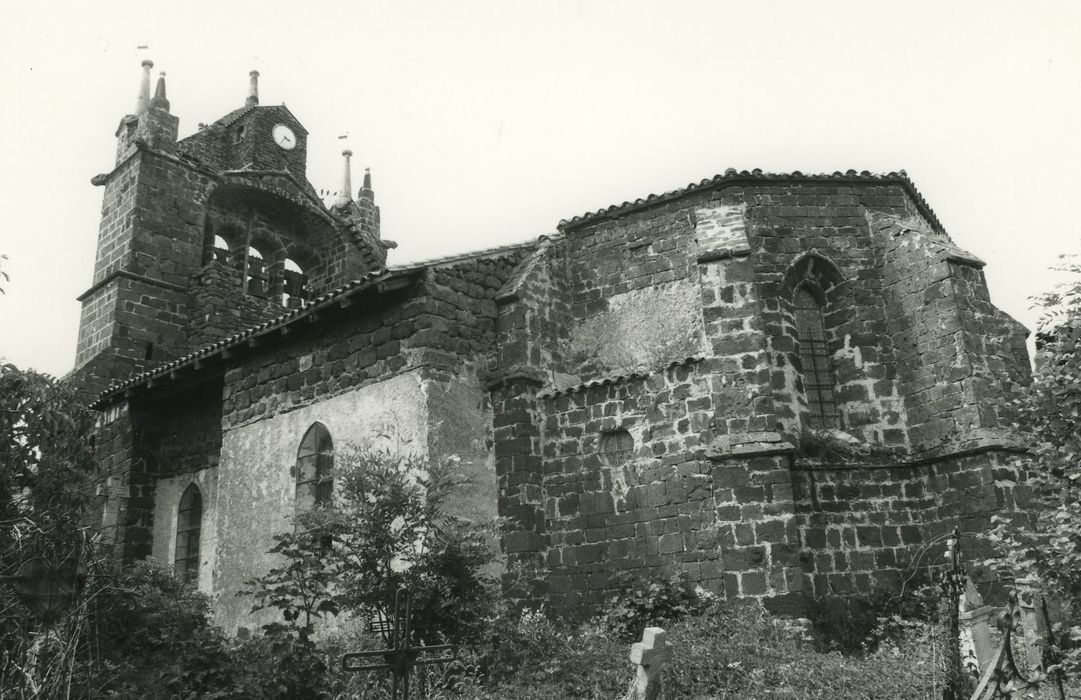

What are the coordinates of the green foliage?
(0, 556, 249, 699)
(601, 571, 710, 641)
(241, 447, 498, 659)
(0, 362, 97, 561)
(988, 254, 1081, 673)
(80, 559, 244, 699)
(243, 514, 342, 642)
(331, 448, 497, 645)
(440, 599, 951, 699)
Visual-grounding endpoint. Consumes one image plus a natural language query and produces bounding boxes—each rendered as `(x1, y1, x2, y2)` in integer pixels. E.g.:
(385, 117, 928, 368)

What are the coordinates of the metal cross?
(341, 587, 456, 700)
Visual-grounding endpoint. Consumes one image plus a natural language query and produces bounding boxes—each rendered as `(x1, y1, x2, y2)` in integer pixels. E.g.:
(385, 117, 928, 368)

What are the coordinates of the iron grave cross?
(341, 587, 456, 700)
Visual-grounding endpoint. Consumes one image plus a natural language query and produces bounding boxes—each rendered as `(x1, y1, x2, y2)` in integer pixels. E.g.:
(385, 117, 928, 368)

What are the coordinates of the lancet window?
(296, 422, 334, 513)
(174, 484, 203, 583)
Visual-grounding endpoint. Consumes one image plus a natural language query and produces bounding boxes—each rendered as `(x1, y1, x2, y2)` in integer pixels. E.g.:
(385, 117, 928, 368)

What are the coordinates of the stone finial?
(135, 59, 154, 115)
(359, 167, 374, 202)
(629, 627, 671, 700)
(246, 70, 260, 107)
(150, 72, 169, 112)
(334, 149, 354, 208)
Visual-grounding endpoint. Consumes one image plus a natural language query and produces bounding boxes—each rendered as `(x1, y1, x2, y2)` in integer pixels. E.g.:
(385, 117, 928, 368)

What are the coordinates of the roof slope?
(559, 169, 947, 234)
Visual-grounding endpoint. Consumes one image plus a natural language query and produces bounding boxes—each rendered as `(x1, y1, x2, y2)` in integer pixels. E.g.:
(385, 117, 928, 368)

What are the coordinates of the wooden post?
(629, 627, 671, 700)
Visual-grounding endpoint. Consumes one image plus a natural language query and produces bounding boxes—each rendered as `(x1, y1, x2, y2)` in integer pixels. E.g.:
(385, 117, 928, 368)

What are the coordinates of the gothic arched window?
(793, 284, 839, 429)
(174, 484, 203, 583)
(296, 423, 334, 513)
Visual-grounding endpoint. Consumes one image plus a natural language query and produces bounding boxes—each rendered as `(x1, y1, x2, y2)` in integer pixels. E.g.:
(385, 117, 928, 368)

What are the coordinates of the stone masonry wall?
(223, 251, 528, 430)
(142, 381, 225, 479)
(186, 261, 285, 349)
(76, 148, 215, 395)
(493, 238, 572, 385)
(739, 183, 911, 445)
(491, 178, 1031, 616)
(949, 263, 1032, 430)
(221, 285, 418, 429)
(563, 206, 704, 380)
(793, 448, 1030, 599)
(873, 213, 1029, 449)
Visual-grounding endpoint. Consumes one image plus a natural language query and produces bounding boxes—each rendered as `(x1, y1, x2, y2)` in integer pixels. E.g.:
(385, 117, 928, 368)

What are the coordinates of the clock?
(272, 124, 297, 150)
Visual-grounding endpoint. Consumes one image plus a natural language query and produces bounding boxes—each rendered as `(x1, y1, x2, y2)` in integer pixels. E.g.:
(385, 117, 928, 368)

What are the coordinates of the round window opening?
(599, 429, 634, 466)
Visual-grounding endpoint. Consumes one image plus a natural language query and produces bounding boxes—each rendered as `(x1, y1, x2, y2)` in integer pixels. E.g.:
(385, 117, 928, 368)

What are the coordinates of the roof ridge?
(387, 235, 545, 273)
(557, 169, 945, 235)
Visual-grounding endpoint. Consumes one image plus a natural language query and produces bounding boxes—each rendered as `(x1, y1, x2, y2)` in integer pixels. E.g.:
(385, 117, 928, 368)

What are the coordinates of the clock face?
(272, 124, 297, 150)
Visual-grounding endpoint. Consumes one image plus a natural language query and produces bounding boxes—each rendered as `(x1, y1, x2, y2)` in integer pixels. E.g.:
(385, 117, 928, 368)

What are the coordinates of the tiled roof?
(214, 105, 257, 128)
(91, 269, 394, 406)
(91, 236, 545, 408)
(537, 355, 706, 399)
(389, 237, 541, 274)
(558, 169, 946, 234)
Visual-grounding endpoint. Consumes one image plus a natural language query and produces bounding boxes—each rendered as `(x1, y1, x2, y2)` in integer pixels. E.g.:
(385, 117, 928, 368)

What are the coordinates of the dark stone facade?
(77, 68, 1032, 628)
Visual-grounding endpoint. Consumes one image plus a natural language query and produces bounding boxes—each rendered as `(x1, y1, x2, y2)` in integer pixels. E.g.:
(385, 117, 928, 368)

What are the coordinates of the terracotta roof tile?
(558, 169, 946, 234)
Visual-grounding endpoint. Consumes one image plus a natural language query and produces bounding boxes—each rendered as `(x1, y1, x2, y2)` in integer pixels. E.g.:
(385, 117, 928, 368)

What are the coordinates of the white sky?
(1, 1, 1079, 377)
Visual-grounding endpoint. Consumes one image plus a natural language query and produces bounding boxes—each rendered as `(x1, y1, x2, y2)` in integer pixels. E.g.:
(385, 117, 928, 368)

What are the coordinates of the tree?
(989, 254, 1081, 673)
(0, 362, 97, 571)
(243, 448, 499, 647)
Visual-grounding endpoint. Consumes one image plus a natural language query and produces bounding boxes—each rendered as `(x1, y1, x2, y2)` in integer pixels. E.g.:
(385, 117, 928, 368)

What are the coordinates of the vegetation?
(987, 254, 1081, 675)
(5, 244, 1081, 696)
(243, 448, 498, 648)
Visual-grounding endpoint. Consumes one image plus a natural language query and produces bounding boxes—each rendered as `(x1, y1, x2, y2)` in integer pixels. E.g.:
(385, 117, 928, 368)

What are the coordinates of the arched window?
(793, 284, 839, 429)
(296, 423, 334, 513)
(174, 484, 203, 583)
(282, 257, 309, 308)
(212, 235, 231, 264)
(246, 245, 268, 297)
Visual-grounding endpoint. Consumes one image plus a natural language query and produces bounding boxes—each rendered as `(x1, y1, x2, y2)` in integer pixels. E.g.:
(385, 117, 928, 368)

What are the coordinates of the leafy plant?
(324, 448, 498, 646)
(987, 254, 1081, 675)
(242, 509, 342, 642)
(601, 571, 710, 641)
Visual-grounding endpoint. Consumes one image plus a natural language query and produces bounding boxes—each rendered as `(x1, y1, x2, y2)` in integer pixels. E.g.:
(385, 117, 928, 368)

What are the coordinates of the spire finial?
(246, 70, 260, 107)
(334, 149, 354, 208)
(135, 59, 154, 115)
(359, 167, 375, 203)
(151, 71, 170, 111)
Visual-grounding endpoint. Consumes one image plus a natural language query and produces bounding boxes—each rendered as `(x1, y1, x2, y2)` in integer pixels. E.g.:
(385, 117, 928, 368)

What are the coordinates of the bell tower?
(73, 62, 394, 398)
(72, 60, 197, 397)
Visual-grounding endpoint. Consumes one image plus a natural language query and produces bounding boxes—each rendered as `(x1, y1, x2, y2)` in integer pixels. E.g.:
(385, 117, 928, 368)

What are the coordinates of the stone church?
(74, 61, 1033, 630)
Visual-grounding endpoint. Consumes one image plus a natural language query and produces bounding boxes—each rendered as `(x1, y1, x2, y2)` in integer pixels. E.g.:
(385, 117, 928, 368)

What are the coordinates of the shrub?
(447, 598, 950, 699)
(601, 571, 710, 641)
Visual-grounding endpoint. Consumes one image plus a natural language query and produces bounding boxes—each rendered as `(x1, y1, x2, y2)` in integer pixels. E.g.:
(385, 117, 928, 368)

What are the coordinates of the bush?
(444, 598, 950, 699)
(601, 571, 711, 641)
